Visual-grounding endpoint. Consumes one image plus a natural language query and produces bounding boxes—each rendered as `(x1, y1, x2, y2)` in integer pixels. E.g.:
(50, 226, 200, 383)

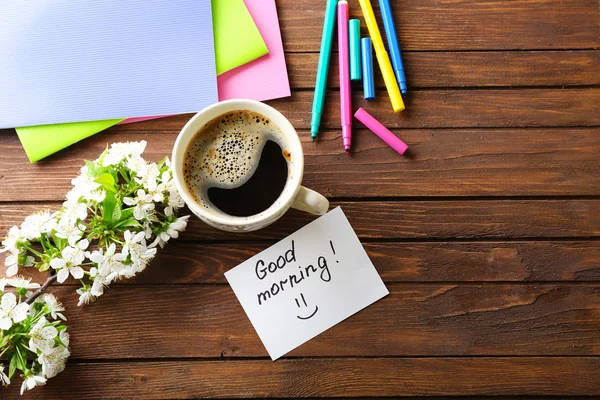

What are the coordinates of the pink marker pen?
(354, 107, 409, 155)
(337, 0, 352, 154)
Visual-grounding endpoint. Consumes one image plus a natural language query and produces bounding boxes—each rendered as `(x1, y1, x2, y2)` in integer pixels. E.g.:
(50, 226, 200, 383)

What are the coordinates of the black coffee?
(183, 110, 290, 217)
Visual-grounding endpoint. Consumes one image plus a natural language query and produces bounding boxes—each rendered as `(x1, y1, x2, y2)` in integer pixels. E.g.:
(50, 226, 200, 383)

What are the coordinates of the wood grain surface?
(2, 127, 600, 199)
(24, 284, 598, 359)
(280, 0, 600, 51)
(7, 358, 600, 400)
(2, 200, 598, 241)
(0, 0, 599, 397)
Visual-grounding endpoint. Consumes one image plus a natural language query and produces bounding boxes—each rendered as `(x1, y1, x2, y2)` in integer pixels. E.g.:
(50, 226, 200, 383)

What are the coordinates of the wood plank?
(2, 200, 598, 241)
(4, 241, 600, 283)
(287, 51, 600, 89)
(4, 240, 600, 284)
(124, 241, 600, 284)
(272, 89, 600, 130)
(38, 284, 600, 359)
(279, 0, 600, 51)
(62, 89, 596, 131)
(2, 127, 600, 200)
(6, 357, 600, 399)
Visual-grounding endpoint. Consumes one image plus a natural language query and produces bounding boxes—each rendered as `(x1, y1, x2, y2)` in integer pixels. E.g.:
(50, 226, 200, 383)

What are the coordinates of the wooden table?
(1, 0, 599, 398)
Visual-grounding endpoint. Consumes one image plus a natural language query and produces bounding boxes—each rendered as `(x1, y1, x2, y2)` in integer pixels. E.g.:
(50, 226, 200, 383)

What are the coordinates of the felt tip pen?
(378, 0, 407, 95)
(354, 108, 408, 155)
(361, 37, 375, 100)
(338, 0, 352, 154)
(310, 0, 338, 141)
(357, 0, 405, 113)
(349, 19, 362, 82)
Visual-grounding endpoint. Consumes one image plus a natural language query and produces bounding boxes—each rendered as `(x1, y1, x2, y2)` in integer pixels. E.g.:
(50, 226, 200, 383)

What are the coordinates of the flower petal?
(0, 317, 12, 330)
(70, 266, 84, 280)
(49, 258, 65, 270)
(40, 325, 58, 339)
(1, 293, 16, 309)
(56, 268, 69, 283)
(5, 263, 18, 277)
(12, 302, 29, 323)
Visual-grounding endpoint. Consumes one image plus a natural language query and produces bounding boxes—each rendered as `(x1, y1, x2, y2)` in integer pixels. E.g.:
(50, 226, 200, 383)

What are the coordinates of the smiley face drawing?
(295, 293, 318, 320)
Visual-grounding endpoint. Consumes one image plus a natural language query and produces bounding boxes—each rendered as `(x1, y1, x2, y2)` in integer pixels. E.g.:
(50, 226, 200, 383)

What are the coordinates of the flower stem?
(25, 275, 57, 304)
(22, 245, 43, 258)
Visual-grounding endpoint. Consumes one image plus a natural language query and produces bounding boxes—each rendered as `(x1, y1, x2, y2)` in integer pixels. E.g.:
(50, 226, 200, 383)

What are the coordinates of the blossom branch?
(26, 274, 57, 304)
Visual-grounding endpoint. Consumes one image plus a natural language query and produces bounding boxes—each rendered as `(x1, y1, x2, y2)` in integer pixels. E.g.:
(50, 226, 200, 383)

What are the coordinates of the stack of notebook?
(1, 0, 290, 162)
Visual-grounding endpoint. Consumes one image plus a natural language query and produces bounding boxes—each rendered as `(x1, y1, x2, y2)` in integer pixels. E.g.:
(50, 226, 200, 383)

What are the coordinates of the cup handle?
(291, 186, 329, 215)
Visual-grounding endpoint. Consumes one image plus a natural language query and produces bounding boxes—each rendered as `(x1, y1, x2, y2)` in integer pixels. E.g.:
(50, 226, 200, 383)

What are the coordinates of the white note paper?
(225, 207, 389, 360)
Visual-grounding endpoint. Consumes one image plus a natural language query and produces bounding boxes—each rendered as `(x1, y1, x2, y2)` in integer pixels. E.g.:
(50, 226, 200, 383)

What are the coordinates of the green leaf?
(84, 160, 98, 177)
(95, 173, 117, 193)
(8, 350, 24, 378)
(112, 201, 122, 222)
(16, 350, 26, 372)
(52, 233, 67, 251)
(0, 333, 9, 348)
(9, 353, 17, 378)
(113, 218, 141, 229)
(120, 207, 134, 220)
(102, 191, 117, 226)
(38, 262, 50, 272)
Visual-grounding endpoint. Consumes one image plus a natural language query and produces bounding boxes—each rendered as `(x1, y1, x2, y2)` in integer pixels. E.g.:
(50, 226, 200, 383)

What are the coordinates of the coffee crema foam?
(183, 110, 288, 209)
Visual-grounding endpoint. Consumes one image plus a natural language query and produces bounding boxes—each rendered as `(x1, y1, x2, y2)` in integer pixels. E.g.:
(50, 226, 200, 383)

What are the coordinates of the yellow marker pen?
(358, 0, 405, 112)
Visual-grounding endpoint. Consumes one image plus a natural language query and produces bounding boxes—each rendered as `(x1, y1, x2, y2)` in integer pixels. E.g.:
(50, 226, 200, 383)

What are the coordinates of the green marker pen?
(349, 19, 362, 81)
(310, 0, 338, 142)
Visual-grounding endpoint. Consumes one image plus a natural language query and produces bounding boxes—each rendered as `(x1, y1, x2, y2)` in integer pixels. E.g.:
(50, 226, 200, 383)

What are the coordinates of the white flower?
(0, 364, 9, 386)
(20, 210, 58, 241)
(123, 189, 156, 221)
(126, 155, 148, 177)
(59, 330, 70, 347)
(68, 166, 106, 203)
(142, 221, 153, 240)
(0, 226, 29, 276)
(38, 344, 69, 379)
(123, 230, 156, 270)
(50, 239, 89, 283)
(0, 226, 22, 254)
(7, 276, 40, 290)
(150, 216, 189, 248)
(54, 221, 85, 247)
(164, 188, 185, 217)
(134, 162, 160, 191)
(20, 372, 46, 395)
(101, 140, 147, 166)
(76, 286, 95, 306)
(0, 278, 6, 292)
(0, 293, 29, 330)
(4, 253, 20, 277)
(41, 293, 66, 321)
(89, 268, 110, 297)
(4, 250, 35, 277)
(87, 243, 126, 276)
(87, 243, 126, 286)
(29, 317, 58, 353)
(58, 202, 88, 226)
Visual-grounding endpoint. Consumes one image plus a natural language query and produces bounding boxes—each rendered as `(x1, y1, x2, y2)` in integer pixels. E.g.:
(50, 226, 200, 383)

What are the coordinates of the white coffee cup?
(172, 99, 329, 232)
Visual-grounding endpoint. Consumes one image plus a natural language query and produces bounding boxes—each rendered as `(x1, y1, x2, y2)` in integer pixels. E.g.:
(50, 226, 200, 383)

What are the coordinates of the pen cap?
(361, 38, 375, 100)
(354, 107, 408, 155)
(349, 19, 362, 81)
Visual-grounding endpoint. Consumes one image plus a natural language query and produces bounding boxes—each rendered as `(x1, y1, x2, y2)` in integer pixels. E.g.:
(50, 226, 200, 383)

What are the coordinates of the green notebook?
(16, 0, 267, 163)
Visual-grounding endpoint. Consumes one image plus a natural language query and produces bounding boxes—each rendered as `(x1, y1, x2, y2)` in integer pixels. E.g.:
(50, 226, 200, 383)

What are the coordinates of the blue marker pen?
(361, 38, 375, 100)
(378, 0, 407, 95)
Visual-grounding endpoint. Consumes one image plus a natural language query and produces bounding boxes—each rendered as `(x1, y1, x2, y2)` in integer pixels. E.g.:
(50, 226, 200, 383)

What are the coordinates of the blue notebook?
(0, 0, 217, 129)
